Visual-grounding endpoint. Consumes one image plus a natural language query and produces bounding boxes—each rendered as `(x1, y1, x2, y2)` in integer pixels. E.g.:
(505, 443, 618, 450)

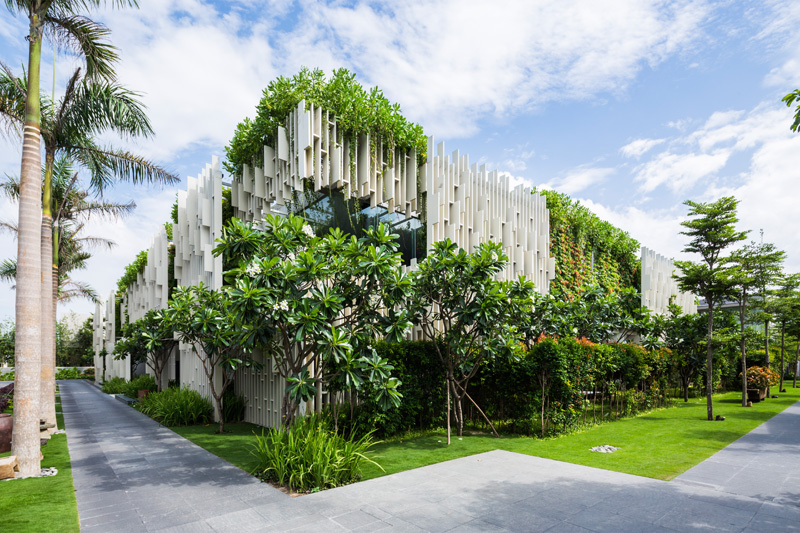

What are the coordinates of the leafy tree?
(727, 241, 785, 406)
(114, 309, 176, 392)
(783, 89, 800, 132)
(660, 304, 707, 402)
(674, 196, 747, 420)
(3, 0, 139, 477)
(0, 320, 14, 367)
(406, 239, 526, 442)
(214, 215, 411, 426)
(64, 317, 93, 366)
(745, 239, 786, 397)
(164, 283, 257, 433)
(769, 273, 800, 392)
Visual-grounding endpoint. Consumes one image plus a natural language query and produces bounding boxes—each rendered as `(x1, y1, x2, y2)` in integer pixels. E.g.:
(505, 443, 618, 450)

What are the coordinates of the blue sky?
(1, 0, 799, 322)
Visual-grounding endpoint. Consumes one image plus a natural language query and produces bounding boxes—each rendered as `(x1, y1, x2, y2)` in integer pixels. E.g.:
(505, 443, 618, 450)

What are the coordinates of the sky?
(1, 0, 799, 323)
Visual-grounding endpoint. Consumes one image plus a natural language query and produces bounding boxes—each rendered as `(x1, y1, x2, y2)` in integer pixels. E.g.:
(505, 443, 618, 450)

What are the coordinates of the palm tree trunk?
(39, 154, 57, 432)
(12, 20, 44, 477)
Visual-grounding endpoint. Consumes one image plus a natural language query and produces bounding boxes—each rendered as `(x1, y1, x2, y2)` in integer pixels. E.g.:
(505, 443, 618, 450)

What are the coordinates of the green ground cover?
(0, 396, 80, 533)
(174, 387, 800, 483)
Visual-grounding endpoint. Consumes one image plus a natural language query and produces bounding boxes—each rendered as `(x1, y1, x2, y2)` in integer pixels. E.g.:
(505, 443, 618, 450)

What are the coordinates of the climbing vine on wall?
(224, 67, 427, 177)
(538, 189, 640, 301)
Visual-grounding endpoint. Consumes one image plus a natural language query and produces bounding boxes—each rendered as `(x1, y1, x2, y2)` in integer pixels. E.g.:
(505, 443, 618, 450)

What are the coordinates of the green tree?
(727, 241, 785, 406)
(407, 239, 526, 442)
(782, 89, 800, 132)
(660, 304, 707, 402)
(3, 0, 139, 477)
(769, 273, 800, 392)
(674, 196, 747, 421)
(164, 283, 259, 433)
(114, 309, 176, 392)
(0, 66, 174, 431)
(0, 320, 14, 367)
(213, 215, 410, 426)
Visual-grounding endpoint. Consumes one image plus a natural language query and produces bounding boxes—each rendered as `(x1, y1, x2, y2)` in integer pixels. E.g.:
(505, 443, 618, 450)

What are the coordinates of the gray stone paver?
(60, 380, 800, 532)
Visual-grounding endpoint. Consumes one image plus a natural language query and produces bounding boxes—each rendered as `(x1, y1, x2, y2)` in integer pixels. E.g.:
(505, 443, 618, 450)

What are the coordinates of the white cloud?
(620, 138, 665, 158)
(283, 0, 712, 137)
(634, 150, 730, 194)
(578, 199, 689, 263)
(545, 166, 615, 195)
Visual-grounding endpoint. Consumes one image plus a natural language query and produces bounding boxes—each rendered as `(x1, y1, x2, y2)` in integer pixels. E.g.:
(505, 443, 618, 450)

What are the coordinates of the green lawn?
(174, 387, 800, 483)
(0, 396, 80, 533)
(171, 421, 264, 473)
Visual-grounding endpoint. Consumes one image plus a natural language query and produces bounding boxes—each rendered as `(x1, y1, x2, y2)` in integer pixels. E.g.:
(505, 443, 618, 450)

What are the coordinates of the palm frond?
(71, 198, 135, 221)
(58, 279, 99, 304)
(44, 13, 119, 81)
(0, 174, 20, 201)
(63, 75, 154, 139)
(0, 257, 17, 284)
(68, 143, 179, 192)
(0, 62, 26, 141)
(0, 219, 18, 236)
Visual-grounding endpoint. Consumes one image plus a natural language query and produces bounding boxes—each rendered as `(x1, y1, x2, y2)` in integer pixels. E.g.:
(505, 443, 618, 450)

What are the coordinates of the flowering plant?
(743, 366, 779, 390)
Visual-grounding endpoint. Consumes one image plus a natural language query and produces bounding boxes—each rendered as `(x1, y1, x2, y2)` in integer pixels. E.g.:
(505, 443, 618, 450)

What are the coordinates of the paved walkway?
(60, 380, 800, 532)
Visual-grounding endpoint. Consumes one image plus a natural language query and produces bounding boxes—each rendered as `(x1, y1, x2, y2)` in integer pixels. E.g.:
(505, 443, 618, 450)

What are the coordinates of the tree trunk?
(765, 319, 771, 397)
(793, 342, 799, 389)
(39, 154, 56, 432)
(706, 305, 714, 421)
(445, 376, 451, 445)
(454, 383, 464, 437)
(779, 323, 785, 392)
(682, 374, 689, 402)
(12, 22, 44, 478)
(740, 303, 748, 407)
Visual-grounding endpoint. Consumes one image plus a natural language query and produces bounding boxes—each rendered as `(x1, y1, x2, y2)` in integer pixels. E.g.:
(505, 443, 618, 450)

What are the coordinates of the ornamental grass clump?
(102, 376, 127, 394)
(251, 415, 381, 492)
(743, 366, 779, 391)
(137, 387, 212, 426)
(122, 374, 157, 398)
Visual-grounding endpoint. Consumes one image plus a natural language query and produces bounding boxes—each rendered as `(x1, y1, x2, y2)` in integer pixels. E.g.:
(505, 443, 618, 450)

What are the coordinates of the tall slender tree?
(0, 65, 174, 431)
(674, 197, 747, 421)
(770, 274, 800, 392)
(727, 242, 785, 406)
(4, 0, 139, 476)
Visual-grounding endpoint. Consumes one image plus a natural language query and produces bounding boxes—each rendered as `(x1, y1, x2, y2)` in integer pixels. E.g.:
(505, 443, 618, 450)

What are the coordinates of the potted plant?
(743, 366, 778, 403)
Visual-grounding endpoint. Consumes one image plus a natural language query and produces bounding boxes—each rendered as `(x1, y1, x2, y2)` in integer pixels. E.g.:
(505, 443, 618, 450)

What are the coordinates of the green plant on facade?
(537, 189, 640, 301)
(224, 67, 427, 178)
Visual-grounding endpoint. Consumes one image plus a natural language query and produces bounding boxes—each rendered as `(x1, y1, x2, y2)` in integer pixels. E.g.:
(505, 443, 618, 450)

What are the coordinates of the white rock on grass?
(590, 445, 620, 453)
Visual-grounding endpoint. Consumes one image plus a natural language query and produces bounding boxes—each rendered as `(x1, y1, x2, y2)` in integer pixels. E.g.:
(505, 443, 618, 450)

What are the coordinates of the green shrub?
(55, 367, 86, 380)
(137, 387, 212, 426)
(122, 374, 157, 398)
(342, 340, 446, 438)
(222, 390, 247, 423)
(0, 371, 14, 381)
(251, 415, 380, 492)
(102, 376, 127, 394)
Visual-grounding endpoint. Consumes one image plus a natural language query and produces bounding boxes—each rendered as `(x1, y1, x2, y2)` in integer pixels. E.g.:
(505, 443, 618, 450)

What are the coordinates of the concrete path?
(674, 396, 800, 506)
(60, 380, 800, 532)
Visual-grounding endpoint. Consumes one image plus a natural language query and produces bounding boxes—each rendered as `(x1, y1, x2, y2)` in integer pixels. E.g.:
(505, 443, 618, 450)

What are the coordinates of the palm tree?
(4, 0, 139, 476)
(1, 158, 132, 314)
(0, 65, 175, 433)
